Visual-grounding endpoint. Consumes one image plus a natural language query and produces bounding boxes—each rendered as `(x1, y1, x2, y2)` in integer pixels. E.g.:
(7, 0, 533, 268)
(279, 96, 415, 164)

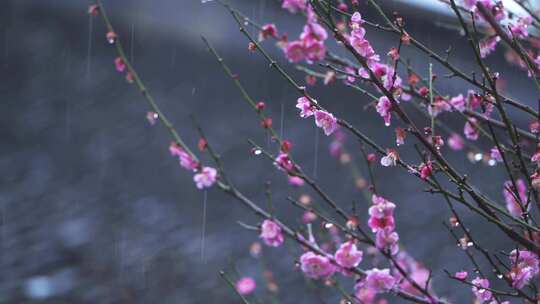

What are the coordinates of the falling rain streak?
(313, 126, 319, 178)
(200, 190, 208, 263)
(86, 15, 93, 77)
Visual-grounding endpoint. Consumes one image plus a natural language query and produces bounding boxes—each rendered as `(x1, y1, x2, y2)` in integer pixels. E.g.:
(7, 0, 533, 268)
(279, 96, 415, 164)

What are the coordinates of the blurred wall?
(1, 0, 538, 303)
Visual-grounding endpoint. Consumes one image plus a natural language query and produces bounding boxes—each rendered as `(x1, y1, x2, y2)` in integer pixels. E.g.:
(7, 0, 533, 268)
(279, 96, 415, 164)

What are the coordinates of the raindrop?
(474, 153, 483, 162)
(467, 241, 474, 247)
(252, 148, 262, 155)
(497, 274, 503, 279)
(488, 159, 497, 166)
(324, 222, 334, 229)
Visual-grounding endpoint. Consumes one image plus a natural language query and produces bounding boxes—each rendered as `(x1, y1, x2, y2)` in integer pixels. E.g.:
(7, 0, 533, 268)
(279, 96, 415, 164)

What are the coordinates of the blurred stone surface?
(1, 0, 537, 303)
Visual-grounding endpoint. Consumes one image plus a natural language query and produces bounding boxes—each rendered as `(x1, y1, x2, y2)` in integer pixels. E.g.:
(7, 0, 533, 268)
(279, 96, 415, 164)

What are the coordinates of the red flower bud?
(281, 140, 292, 153)
(256, 101, 265, 111)
(261, 117, 273, 129)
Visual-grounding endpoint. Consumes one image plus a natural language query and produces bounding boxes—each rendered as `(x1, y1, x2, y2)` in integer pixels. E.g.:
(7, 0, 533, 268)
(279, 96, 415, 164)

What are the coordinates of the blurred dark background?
(1, 0, 539, 303)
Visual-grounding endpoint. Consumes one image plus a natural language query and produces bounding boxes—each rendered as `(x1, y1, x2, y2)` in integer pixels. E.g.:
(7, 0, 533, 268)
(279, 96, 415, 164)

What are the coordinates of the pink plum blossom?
(236, 277, 256, 295)
(509, 16, 532, 39)
(503, 179, 528, 217)
(449, 94, 465, 112)
(462, 0, 478, 10)
(479, 36, 500, 58)
(344, 66, 356, 83)
(314, 110, 338, 136)
(362, 268, 396, 293)
(114, 57, 126, 72)
(455, 271, 468, 280)
(419, 161, 433, 180)
(464, 118, 479, 141)
(260, 219, 284, 247)
(508, 249, 540, 289)
(303, 40, 326, 63)
(531, 145, 540, 163)
(296, 96, 315, 118)
(193, 167, 217, 189)
(368, 195, 396, 233)
(258, 24, 278, 42)
(169, 142, 198, 170)
(284, 41, 305, 62)
(288, 175, 305, 187)
(302, 211, 317, 223)
(274, 152, 295, 172)
(334, 241, 363, 268)
(448, 133, 464, 151)
(376, 96, 392, 126)
(375, 227, 399, 255)
(471, 277, 492, 303)
(532, 121, 540, 134)
(281, 0, 306, 13)
(428, 97, 451, 117)
(299, 251, 336, 279)
(532, 172, 540, 190)
(350, 12, 364, 28)
(490, 146, 502, 163)
(282, 9, 327, 64)
(329, 129, 346, 157)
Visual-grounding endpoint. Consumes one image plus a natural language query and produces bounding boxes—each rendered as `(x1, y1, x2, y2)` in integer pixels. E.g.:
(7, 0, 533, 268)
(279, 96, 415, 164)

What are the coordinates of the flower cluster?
(236, 277, 256, 295)
(94, 0, 540, 302)
(170, 142, 217, 189)
(471, 277, 492, 303)
(347, 12, 407, 126)
(281, 0, 306, 14)
(355, 268, 396, 296)
(508, 249, 540, 289)
(299, 251, 336, 280)
(334, 241, 363, 269)
(502, 179, 528, 217)
(369, 195, 399, 255)
(283, 5, 328, 64)
(395, 252, 431, 295)
(296, 96, 338, 135)
(260, 219, 285, 247)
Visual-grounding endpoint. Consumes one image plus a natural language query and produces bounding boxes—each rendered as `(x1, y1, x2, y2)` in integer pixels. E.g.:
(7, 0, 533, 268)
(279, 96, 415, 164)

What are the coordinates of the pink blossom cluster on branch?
(89, 0, 540, 302)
